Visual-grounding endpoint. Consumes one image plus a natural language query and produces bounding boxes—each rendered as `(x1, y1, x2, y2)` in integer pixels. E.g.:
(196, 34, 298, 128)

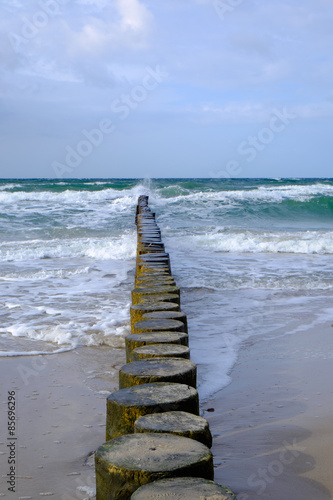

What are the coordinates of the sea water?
(1, 178, 333, 400)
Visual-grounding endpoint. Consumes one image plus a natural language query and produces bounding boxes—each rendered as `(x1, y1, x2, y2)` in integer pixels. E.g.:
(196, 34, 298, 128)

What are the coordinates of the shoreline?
(1, 310, 333, 498)
(0, 345, 126, 499)
(204, 322, 333, 499)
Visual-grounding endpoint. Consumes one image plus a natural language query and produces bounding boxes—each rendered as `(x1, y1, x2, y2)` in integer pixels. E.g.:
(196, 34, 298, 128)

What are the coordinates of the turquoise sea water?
(1, 178, 333, 398)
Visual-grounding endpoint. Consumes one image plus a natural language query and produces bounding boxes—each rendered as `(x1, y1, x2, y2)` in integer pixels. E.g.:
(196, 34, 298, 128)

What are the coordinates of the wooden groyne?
(94, 195, 236, 499)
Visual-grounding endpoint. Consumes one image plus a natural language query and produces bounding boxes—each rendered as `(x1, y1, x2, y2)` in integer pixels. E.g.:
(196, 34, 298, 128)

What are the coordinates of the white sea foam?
(2, 178, 333, 393)
(77, 486, 96, 498)
(0, 182, 332, 211)
(165, 234, 333, 295)
(1, 295, 131, 355)
(1, 266, 91, 281)
(152, 182, 333, 205)
(0, 184, 147, 206)
(0, 229, 135, 355)
(0, 233, 136, 263)
(181, 277, 333, 400)
(188, 230, 333, 254)
(0, 183, 22, 190)
(191, 332, 239, 400)
(0, 348, 72, 356)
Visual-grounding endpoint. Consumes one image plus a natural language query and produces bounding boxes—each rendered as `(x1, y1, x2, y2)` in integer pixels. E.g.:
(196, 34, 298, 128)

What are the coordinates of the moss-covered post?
(95, 195, 236, 500)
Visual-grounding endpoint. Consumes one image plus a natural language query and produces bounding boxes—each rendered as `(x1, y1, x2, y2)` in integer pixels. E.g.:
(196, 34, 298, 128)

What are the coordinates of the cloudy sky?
(0, 0, 332, 178)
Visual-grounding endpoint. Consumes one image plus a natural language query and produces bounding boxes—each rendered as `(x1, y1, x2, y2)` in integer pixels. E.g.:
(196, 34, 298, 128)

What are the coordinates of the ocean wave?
(152, 182, 333, 206)
(0, 300, 131, 356)
(1, 266, 91, 281)
(2, 181, 333, 220)
(0, 233, 137, 263)
(184, 230, 333, 254)
(0, 183, 149, 206)
(0, 183, 22, 191)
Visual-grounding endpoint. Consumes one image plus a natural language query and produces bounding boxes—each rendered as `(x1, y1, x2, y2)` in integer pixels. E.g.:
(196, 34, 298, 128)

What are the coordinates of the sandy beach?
(1, 311, 333, 499)
(0, 345, 126, 499)
(204, 321, 333, 499)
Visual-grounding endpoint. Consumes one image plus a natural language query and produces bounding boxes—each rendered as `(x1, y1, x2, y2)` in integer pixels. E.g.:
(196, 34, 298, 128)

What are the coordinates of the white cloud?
(1, 0, 24, 13)
(200, 102, 279, 124)
(116, 0, 152, 32)
(1, 0, 333, 177)
(21, 59, 82, 83)
(66, 0, 153, 57)
(200, 100, 333, 125)
(0, 0, 154, 88)
(69, 0, 154, 52)
(66, 17, 112, 55)
(294, 101, 333, 119)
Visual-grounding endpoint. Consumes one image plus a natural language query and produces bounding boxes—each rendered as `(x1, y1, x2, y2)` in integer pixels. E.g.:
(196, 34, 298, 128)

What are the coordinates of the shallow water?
(1, 177, 333, 400)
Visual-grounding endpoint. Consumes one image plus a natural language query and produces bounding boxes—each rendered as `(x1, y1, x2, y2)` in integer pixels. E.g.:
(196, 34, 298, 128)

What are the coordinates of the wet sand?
(0, 346, 125, 499)
(203, 322, 333, 499)
(1, 321, 333, 499)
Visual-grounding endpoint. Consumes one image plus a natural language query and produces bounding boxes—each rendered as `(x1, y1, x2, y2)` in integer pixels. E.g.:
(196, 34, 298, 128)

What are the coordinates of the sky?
(0, 0, 333, 179)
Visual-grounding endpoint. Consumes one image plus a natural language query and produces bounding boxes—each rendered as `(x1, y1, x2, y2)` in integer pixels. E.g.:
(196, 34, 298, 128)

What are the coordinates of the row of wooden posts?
(94, 195, 236, 499)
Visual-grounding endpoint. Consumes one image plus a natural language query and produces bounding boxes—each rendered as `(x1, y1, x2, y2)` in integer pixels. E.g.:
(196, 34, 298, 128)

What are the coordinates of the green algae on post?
(125, 332, 189, 363)
(131, 476, 236, 500)
(132, 286, 179, 305)
(133, 318, 185, 334)
(134, 411, 212, 447)
(142, 310, 188, 332)
(95, 433, 214, 500)
(132, 343, 190, 361)
(119, 357, 197, 389)
(138, 294, 180, 306)
(130, 302, 180, 330)
(106, 382, 199, 440)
